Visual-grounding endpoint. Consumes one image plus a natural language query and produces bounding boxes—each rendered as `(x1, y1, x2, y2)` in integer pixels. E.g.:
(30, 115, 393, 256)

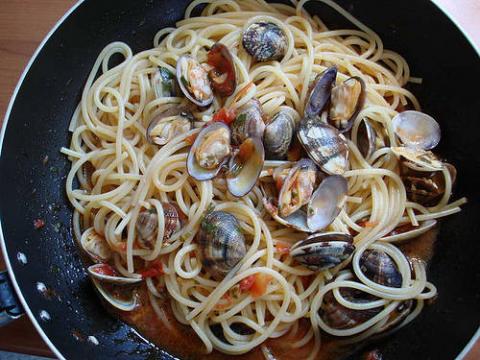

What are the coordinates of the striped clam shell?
(359, 250, 402, 288)
(297, 121, 349, 175)
(198, 211, 247, 280)
(264, 110, 295, 160)
(242, 22, 287, 62)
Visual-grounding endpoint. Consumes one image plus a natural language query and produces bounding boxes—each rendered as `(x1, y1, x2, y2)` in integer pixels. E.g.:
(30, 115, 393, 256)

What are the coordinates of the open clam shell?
(392, 111, 441, 150)
(88, 264, 142, 285)
(307, 175, 348, 233)
(391, 147, 444, 171)
(356, 118, 376, 159)
(381, 220, 437, 243)
(227, 137, 265, 197)
(231, 99, 266, 145)
(291, 232, 355, 271)
(176, 55, 214, 107)
(304, 67, 337, 119)
(187, 122, 231, 181)
(297, 122, 349, 175)
(207, 43, 237, 97)
(91, 278, 138, 312)
(80, 228, 112, 263)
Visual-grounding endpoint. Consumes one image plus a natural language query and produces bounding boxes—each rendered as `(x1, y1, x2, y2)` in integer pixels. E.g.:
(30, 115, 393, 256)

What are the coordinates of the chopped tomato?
(185, 133, 198, 145)
(249, 274, 272, 298)
(93, 263, 117, 277)
(207, 43, 236, 97)
(239, 275, 256, 292)
(129, 95, 140, 104)
(140, 259, 164, 278)
(214, 293, 233, 310)
(118, 243, 127, 251)
(275, 177, 284, 192)
(275, 242, 291, 255)
(212, 107, 237, 125)
(33, 219, 45, 229)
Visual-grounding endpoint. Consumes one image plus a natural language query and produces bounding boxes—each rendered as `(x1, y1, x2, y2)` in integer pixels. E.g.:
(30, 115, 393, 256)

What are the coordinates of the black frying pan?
(0, 1, 479, 359)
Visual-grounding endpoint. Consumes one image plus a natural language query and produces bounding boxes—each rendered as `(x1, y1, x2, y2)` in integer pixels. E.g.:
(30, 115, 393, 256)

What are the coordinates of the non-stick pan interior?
(0, 1, 478, 359)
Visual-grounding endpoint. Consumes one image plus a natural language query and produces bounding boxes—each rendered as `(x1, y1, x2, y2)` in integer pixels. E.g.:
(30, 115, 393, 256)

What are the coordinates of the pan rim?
(0, 0, 478, 359)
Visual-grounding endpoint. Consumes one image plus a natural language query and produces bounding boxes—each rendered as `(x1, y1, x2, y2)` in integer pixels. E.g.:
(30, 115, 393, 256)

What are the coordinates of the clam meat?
(329, 76, 366, 132)
(263, 110, 295, 160)
(291, 232, 355, 271)
(231, 99, 266, 145)
(242, 22, 287, 62)
(176, 55, 213, 107)
(198, 211, 247, 280)
(187, 122, 231, 181)
(81, 228, 112, 263)
(278, 158, 317, 217)
(147, 109, 193, 146)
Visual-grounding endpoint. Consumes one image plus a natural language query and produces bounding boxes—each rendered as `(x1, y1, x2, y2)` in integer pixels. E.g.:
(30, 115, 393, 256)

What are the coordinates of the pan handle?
(0, 271, 24, 326)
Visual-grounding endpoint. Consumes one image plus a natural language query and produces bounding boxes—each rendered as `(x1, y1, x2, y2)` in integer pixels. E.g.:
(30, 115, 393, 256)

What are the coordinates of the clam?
(242, 22, 287, 62)
(198, 211, 247, 280)
(263, 110, 295, 160)
(278, 158, 317, 217)
(320, 288, 382, 329)
(381, 220, 437, 243)
(392, 111, 441, 150)
(187, 122, 231, 181)
(88, 264, 141, 285)
(231, 99, 266, 145)
(81, 228, 112, 263)
(297, 122, 349, 175)
(80, 161, 95, 190)
(359, 250, 402, 288)
(291, 232, 355, 271)
(391, 147, 443, 171)
(329, 76, 366, 132)
(136, 203, 182, 248)
(307, 175, 348, 232)
(226, 137, 265, 197)
(401, 162, 456, 206)
(262, 163, 347, 233)
(147, 109, 193, 146)
(357, 118, 377, 159)
(176, 55, 213, 107)
(378, 300, 413, 334)
(152, 66, 177, 98)
(304, 67, 337, 119)
(207, 43, 236, 97)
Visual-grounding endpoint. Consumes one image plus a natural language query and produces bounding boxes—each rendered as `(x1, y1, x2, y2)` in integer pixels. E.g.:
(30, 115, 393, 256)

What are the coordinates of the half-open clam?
(176, 55, 214, 107)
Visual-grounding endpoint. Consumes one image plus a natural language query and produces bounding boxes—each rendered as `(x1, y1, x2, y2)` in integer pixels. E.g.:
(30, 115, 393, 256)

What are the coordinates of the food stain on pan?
(16, 252, 27, 265)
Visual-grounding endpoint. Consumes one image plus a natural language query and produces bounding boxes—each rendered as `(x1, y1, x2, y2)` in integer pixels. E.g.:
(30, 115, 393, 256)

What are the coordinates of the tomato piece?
(250, 274, 272, 298)
(140, 259, 164, 278)
(212, 107, 237, 125)
(387, 223, 416, 236)
(207, 43, 236, 97)
(93, 264, 117, 277)
(214, 293, 233, 310)
(275, 242, 291, 255)
(239, 275, 256, 292)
